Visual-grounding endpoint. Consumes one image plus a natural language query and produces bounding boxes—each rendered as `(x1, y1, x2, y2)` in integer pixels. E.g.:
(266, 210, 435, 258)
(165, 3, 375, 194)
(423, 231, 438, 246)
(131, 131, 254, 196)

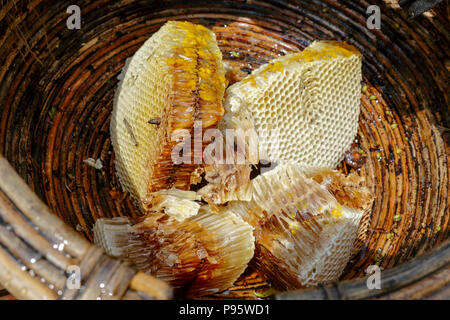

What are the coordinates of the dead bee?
(344, 142, 366, 169)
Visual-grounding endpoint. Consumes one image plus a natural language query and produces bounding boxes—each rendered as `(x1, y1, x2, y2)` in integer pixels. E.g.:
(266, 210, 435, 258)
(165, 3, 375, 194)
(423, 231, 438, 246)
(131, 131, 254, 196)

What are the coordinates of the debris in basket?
(223, 61, 249, 85)
(254, 287, 275, 298)
(230, 51, 240, 58)
(344, 142, 367, 169)
(83, 158, 103, 170)
(435, 125, 449, 135)
(362, 84, 367, 92)
(48, 107, 57, 119)
(108, 190, 128, 204)
(374, 253, 383, 263)
(400, 0, 443, 18)
(75, 224, 88, 233)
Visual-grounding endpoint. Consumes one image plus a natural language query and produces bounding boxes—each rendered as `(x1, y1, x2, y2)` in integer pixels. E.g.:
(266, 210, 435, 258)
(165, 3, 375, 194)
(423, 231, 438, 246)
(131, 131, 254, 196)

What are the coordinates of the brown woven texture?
(0, 0, 448, 299)
(0, 156, 172, 300)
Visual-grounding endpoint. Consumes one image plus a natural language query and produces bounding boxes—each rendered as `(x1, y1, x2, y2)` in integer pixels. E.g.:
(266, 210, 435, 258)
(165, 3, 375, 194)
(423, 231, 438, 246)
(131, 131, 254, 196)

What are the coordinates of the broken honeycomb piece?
(222, 41, 362, 169)
(142, 188, 201, 222)
(93, 206, 254, 297)
(110, 21, 226, 209)
(197, 162, 252, 204)
(196, 134, 253, 204)
(302, 167, 374, 256)
(197, 82, 259, 204)
(225, 163, 363, 290)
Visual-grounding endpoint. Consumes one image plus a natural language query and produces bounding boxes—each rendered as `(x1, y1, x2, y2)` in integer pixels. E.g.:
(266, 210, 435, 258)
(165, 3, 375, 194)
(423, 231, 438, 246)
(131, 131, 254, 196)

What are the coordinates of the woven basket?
(0, 0, 448, 299)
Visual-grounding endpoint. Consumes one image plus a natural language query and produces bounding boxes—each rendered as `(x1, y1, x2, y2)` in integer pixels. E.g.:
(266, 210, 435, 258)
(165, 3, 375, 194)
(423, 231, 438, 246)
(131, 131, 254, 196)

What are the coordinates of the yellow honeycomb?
(225, 163, 364, 289)
(222, 41, 362, 169)
(110, 21, 226, 207)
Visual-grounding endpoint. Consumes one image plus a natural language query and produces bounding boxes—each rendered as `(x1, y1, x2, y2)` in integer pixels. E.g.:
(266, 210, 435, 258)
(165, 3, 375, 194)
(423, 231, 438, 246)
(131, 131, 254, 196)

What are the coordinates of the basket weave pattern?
(0, 0, 448, 299)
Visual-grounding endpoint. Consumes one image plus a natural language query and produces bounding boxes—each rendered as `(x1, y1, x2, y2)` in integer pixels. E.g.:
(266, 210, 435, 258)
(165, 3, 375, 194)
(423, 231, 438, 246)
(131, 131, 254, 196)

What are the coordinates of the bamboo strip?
(380, 265, 450, 299)
(59, 284, 78, 300)
(276, 239, 450, 300)
(0, 157, 90, 259)
(0, 245, 57, 300)
(0, 191, 76, 270)
(0, 155, 172, 300)
(129, 272, 173, 300)
(121, 289, 152, 300)
(60, 246, 104, 300)
(100, 262, 136, 300)
(360, 239, 450, 298)
(425, 283, 450, 300)
(0, 224, 66, 290)
(77, 256, 124, 300)
(79, 246, 104, 281)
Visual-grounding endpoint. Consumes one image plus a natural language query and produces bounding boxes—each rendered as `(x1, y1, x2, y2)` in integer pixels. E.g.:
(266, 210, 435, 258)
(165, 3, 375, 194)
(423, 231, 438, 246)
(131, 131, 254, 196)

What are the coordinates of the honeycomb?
(93, 202, 254, 297)
(142, 188, 201, 222)
(108, 22, 366, 294)
(110, 21, 226, 207)
(197, 136, 253, 204)
(303, 168, 374, 255)
(222, 41, 362, 169)
(225, 163, 364, 289)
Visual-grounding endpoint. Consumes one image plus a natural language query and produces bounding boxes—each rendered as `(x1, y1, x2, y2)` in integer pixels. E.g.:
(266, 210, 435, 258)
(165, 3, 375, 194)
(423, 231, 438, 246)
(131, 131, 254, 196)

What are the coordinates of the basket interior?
(0, 0, 448, 299)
